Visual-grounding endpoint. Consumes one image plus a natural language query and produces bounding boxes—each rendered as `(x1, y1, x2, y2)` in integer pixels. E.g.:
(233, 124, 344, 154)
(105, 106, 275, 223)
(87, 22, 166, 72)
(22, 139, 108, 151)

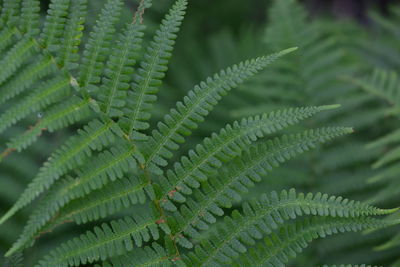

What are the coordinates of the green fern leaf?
(56, 176, 148, 225)
(0, 55, 55, 105)
(58, 0, 87, 69)
(367, 128, 400, 150)
(37, 213, 170, 267)
(375, 229, 400, 251)
(157, 106, 342, 211)
(5, 145, 146, 255)
(372, 146, 400, 169)
(173, 187, 394, 249)
(102, 243, 176, 267)
(5, 177, 78, 257)
(0, 76, 70, 134)
(167, 127, 357, 237)
(40, 0, 71, 52)
(6, 176, 149, 257)
(78, 0, 123, 94)
(348, 68, 400, 106)
(1, 0, 22, 27)
(230, 217, 389, 267)
(122, 0, 188, 139)
(0, 27, 16, 53)
(0, 119, 117, 225)
(20, 0, 40, 35)
(60, 144, 144, 201)
(143, 47, 297, 175)
(5, 96, 91, 152)
(98, 22, 145, 117)
(0, 36, 35, 85)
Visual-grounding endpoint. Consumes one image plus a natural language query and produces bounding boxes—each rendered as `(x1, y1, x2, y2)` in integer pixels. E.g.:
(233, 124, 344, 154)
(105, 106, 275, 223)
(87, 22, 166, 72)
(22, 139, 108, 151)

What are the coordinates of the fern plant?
(0, 0, 399, 266)
(158, 0, 400, 265)
(346, 68, 400, 264)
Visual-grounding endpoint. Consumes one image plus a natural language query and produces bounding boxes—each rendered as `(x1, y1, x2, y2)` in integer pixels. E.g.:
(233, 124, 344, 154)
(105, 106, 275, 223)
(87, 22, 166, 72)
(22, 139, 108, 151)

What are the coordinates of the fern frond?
(103, 243, 177, 267)
(6, 145, 146, 255)
(58, 0, 87, 69)
(20, 0, 40, 35)
(1, 0, 21, 27)
(367, 128, 400, 150)
(0, 36, 35, 85)
(0, 55, 55, 105)
(6, 176, 149, 257)
(5, 144, 144, 236)
(0, 76, 70, 134)
(4, 252, 24, 267)
(122, 0, 187, 139)
(158, 108, 344, 211)
(167, 127, 357, 237)
(366, 180, 400, 204)
(5, 96, 91, 152)
(348, 68, 400, 106)
(5, 177, 78, 256)
(229, 217, 388, 267)
(40, 0, 71, 52)
(264, 0, 308, 50)
(143, 48, 297, 174)
(60, 144, 143, 201)
(78, 0, 123, 93)
(98, 22, 145, 117)
(37, 213, 170, 267)
(372, 146, 400, 169)
(55, 176, 148, 225)
(0, 119, 117, 225)
(173, 187, 393, 248)
(368, 163, 400, 184)
(0, 27, 16, 53)
(375, 229, 400, 251)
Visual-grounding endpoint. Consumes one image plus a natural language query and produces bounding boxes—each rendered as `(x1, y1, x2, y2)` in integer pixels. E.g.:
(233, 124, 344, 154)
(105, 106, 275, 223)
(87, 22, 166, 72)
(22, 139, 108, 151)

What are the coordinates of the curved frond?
(158, 108, 344, 211)
(230, 217, 388, 267)
(172, 187, 393, 248)
(167, 127, 357, 236)
(143, 48, 297, 174)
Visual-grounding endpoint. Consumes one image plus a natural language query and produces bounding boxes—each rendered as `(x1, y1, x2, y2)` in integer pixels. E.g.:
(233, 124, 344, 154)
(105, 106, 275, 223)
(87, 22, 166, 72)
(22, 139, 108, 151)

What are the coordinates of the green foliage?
(0, 0, 399, 266)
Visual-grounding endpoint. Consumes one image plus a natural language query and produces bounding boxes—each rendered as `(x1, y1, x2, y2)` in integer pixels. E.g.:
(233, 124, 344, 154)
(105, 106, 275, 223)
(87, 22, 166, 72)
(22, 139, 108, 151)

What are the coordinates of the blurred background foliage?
(2, 0, 400, 266)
